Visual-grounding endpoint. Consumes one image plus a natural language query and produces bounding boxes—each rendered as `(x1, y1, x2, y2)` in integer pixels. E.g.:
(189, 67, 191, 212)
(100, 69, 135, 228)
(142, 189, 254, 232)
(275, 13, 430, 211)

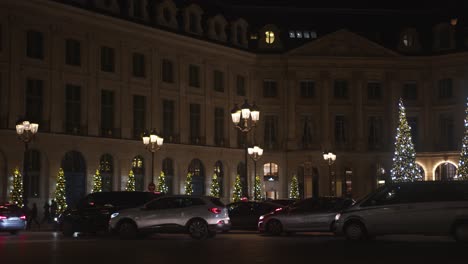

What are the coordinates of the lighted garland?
(157, 171, 169, 193)
(253, 175, 263, 201)
(10, 167, 24, 208)
(457, 97, 468, 180)
(232, 175, 243, 202)
(184, 172, 193, 195)
(209, 173, 220, 198)
(91, 169, 102, 193)
(54, 168, 67, 214)
(289, 174, 300, 199)
(126, 169, 135, 191)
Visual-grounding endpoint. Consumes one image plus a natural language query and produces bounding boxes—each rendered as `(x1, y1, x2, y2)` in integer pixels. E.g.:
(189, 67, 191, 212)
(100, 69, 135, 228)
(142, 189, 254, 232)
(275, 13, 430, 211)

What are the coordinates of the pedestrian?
(28, 203, 40, 230)
(41, 201, 50, 224)
(50, 199, 57, 220)
(23, 201, 31, 228)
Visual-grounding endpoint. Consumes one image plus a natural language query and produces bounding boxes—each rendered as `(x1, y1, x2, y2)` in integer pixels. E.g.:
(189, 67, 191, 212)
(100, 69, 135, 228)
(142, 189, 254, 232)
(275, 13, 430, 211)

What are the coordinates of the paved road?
(0, 231, 466, 264)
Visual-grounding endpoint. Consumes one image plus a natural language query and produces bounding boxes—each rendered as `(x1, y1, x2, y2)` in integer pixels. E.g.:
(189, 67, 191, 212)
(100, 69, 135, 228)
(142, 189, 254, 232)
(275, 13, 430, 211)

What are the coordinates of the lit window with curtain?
(263, 162, 278, 181)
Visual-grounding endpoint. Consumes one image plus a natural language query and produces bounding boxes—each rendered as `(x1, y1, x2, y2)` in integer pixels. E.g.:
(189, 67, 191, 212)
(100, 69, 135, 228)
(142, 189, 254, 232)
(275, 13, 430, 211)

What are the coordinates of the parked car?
(0, 204, 27, 235)
(109, 195, 230, 239)
(227, 201, 284, 230)
(334, 181, 468, 242)
(60, 191, 163, 236)
(268, 199, 298, 207)
(258, 197, 354, 235)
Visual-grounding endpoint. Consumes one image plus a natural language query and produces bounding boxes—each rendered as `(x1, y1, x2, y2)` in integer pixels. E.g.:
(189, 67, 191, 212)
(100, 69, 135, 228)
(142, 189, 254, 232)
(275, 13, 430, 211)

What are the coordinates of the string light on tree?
(232, 175, 243, 202)
(185, 172, 193, 195)
(91, 169, 102, 193)
(210, 173, 220, 198)
(10, 167, 24, 207)
(457, 97, 468, 180)
(390, 99, 422, 182)
(126, 169, 135, 191)
(253, 175, 262, 201)
(289, 174, 300, 199)
(54, 168, 67, 214)
(157, 171, 168, 193)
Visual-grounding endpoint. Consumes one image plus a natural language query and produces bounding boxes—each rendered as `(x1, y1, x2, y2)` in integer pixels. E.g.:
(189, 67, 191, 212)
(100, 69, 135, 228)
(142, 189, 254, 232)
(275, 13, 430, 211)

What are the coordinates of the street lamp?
(323, 151, 336, 196)
(142, 129, 163, 192)
(231, 99, 260, 198)
(248, 145, 263, 200)
(16, 120, 39, 201)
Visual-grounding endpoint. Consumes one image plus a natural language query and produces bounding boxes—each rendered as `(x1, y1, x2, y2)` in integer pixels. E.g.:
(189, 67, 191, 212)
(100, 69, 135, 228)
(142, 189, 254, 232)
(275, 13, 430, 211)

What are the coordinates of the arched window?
(263, 162, 279, 181)
(189, 159, 205, 195)
(214, 161, 224, 197)
(99, 154, 113, 192)
(62, 151, 86, 207)
(416, 163, 425, 180)
(162, 158, 174, 194)
(435, 162, 456, 181)
(265, 31, 275, 44)
(132, 155, 145, 191)
(24, 149, 41, 198)
(236, 25, 243, 44)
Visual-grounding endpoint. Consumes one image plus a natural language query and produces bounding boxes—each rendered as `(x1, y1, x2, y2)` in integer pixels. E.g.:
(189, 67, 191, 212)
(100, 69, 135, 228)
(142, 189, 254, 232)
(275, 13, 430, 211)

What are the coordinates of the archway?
(297, 163, 319, 198)
(99, 154, 113, 192)
(162, 158, 174, 194)
(434, 162, 457, 181)
(189, 159, 205, 195)
(132, 156, 145, 191)
(62, 151, 86, 207)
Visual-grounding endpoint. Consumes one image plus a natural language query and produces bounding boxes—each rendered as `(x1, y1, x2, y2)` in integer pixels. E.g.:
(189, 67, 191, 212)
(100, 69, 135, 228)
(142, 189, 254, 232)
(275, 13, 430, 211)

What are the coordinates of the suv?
(109, 195, 230, 239)
(60, 191, 162, 236)
(0, 204, 27, 235)
(334, 181, 468, 242)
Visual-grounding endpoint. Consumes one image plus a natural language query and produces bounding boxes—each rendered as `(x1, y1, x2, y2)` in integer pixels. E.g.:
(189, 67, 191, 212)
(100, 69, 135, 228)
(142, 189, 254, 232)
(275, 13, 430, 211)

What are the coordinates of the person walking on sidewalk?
(28, 203, 40, 230)
(41, 201, 50, 224)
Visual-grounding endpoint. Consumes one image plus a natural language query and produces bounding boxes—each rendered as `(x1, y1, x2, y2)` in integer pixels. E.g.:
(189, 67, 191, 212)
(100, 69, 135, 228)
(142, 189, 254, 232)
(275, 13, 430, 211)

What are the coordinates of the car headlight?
(259, 215, 264, 220)
(335, 213, 341, 221)
(110, 213, 119, 219)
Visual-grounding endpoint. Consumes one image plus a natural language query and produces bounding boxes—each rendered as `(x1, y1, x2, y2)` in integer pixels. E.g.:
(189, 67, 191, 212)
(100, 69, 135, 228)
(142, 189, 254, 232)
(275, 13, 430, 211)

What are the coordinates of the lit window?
(310, 31, 317, 39)
(263, 162, 279, 181)
(402, 34, 414, 47)
(303, 31, 310, 38)
(265, 31, 275, 44)
(296, 31, 302, 38)
(289, 30, 295, 38)
(250, 33, 258, 40)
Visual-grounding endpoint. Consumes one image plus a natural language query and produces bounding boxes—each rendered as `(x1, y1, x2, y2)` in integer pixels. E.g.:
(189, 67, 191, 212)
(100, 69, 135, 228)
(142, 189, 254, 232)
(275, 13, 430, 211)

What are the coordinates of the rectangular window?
(263, 80, 277, 98)
(162, 100, 175, 140)
(162, 59, 174, 83)
(407, 117, 418, 149)
(214, 107, 224, 146)
(367, 82, 382, 100)
(133, 0, 143, 18)
(368, 116, 382, 150)
(26, 30, 44, 59)
(101, 90, 114, 136)
(300, 80, 315, 98)
(214, 70, 224, 92)
(0, 24, 3, 51)
(402, 82, 418, 100)
(440, 115, 455, 150)
(334, 80, 348, 99)
(334, 115, 346, 144)
(65, 38, 81, 66)
(24, 150, 40, 198)
(237, 130, 246, 148)
(101, 46, 115, 72)
(132, 52, 146, 78)
(26, 79, 43, 124)
(133, 95, 146, 139)
(189, 13, 197, 33)
(189, 64, 200, 88)
(189, 103, 201, 144)
(300, 116, 313, 148)
(65, 84, 81, 134)
(264, 115, 278, 149)
(236, 75, 246, 96)
(438, 78, 453, 99)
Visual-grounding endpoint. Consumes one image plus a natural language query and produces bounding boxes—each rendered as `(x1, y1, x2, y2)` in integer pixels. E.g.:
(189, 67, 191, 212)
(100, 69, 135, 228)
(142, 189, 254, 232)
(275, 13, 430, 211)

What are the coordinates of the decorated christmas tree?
(91, 169, 102, 193)
(126, 169, 135, 191)
(253, 175, 262, 201)
(232, 175, 243, 202)
(54, 168, 67, 214)
(10, 167, 24, 207)
(289, 174, 300, 199)
(457, 98, 468, 180)
(185, 172, 193, 195)
(157, 171, 169, 193)
(390, 99, 422, 182)
(210, 173, 220, 198)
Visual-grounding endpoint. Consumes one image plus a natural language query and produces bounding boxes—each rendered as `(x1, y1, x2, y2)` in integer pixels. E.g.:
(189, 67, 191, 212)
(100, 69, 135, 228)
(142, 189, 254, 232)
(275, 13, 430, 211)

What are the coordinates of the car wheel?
(188, 219, 209, 240)
(9, 230, 18, 235)
(62, 221, 74, 237)
(119, 221, 137, 240)
(454, 223, 468, 243)
(266, 220, 282, 236)
(344, 221, 366, 241)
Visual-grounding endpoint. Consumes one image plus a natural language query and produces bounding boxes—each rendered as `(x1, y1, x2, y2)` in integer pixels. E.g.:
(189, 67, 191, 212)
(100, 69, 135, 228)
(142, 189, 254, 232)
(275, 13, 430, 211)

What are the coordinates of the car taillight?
(20, 215, 26, 220)
(209, 208, 222, 214)
(0, 216, 7, 220)
(275, 207, 283, 212)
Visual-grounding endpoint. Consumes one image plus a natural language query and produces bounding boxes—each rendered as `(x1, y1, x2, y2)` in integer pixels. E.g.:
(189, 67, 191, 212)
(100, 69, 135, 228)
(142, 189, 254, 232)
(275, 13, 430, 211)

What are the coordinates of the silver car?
(109, 195, 230, 239)
(258, 197, 354, 235)
(0, 204, 27, 235)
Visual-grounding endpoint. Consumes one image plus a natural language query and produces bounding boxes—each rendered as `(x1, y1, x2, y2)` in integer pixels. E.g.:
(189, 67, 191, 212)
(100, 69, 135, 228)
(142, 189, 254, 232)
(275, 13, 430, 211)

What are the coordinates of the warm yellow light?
(265, 31, 275, 44)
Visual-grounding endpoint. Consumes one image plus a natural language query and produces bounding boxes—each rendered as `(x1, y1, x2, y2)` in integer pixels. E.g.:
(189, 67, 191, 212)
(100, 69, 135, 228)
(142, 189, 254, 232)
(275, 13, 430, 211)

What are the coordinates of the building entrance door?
(298, 164, 319, 198)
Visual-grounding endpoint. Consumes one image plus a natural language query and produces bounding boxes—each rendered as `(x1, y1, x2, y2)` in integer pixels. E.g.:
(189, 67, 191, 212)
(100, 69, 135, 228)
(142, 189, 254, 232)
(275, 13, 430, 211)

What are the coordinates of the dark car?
(60, 191, 163, 236)
(227, 201, 283, 230)
(0, 204, 27, 235)
(258, 197, 354, 235)
(268, 199, 298, 207)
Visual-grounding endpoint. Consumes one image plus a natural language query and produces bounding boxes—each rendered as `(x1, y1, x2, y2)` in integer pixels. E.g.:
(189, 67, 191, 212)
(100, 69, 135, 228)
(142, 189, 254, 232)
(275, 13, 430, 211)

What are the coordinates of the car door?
(228, 202, 252, 229)
(285, 199, 319, 231)
(304, 199, 340, 231)
(138, 197, 177, 229)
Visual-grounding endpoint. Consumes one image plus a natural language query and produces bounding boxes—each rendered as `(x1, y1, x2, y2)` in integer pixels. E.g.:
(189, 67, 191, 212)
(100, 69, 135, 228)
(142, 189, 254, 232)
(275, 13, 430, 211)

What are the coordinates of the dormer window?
(296, 31, 302, 38)
(398, 28, 420, 53)
(237, 25, 243, 43)
(402, 34, 414, 47)
(133, 0, 143, 18)
(183, 4, 203, 35)
(434, 23, 454, 51)
(163, 8, 171, 23)
(104, 0, 112, 7)
(303, 31, 310, 38)
(156, 0, 178, 29)
(289, 31, 295, 38)
(265, 31, 275, 44)
(215, 23, 221, 36)
(189, 13, 197, 33)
